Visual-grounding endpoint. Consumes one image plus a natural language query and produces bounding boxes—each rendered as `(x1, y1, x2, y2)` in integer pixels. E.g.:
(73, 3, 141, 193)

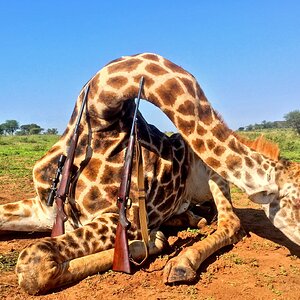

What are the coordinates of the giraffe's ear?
(248, 184, 278, 204)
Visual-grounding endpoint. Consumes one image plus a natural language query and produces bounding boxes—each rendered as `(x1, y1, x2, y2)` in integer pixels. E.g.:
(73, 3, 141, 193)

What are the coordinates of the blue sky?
(0, 1, 299, 133)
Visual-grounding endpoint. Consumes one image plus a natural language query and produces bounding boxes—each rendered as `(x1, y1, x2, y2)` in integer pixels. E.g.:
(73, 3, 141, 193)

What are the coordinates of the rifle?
(46, 154, 67, 206)
(49, 84, 90, 237)
(112, 77, 145, 273)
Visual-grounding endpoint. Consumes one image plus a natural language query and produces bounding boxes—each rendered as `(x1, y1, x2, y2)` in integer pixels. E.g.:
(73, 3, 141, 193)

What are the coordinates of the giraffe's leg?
(16, 212, 168, 295)
(0, 197, 55, 232)
(163, 177, 243, 284)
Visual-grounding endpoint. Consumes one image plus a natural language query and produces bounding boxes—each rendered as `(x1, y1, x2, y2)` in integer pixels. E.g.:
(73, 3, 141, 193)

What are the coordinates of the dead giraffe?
(0, 53, 299, 294)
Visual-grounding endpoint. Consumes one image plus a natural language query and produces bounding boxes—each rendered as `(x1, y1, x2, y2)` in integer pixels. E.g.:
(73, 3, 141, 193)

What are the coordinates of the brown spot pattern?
(156, 78, 184, 106)
(145, 63, 168, 76)
(82, 158, 102, 181)
(163, 58, 188, 75)
(211, 124, 231, 142)
(198, 104, 213, 125)
(180, 77, 196, 98)
(206, 157, 221, 169)
(178, 100, 195, 116)
(226, 154, 242, 171)
(252, 153, 263, 165)
(133, 74, 155, 88)
(107, 58, 142, 74)
(263, 163, 269, 171)
(245, 172, 252, 182)
(104, 185, 118, 199)
(228, 138, 248, 156)
(234, 171, 241, 179)
(163, 108, 175, 122)
(107, 76, 128, 89)
(213, 145, 226, 156)
(257, 168, 265, 177)
(142, 54, 160, 61)
(89, 73, 100, 98)
(69, 106, 78, 127)
(47, 146, 61, 155)
(192, 138, 206, 153)
(123, 85, 138, 100)
(245, 157, 254, 168)
(102, 165, 122, 185)
(98, 90, 118, 105)
(195, 83, 205, 100)
(4, 203, 19, 211)
(177, 116, 195, 136)
(83, 188, 111, 214)
(197, 124, 207, 136)
(206, 139, 216, 150)
(220, 170, 229, 179)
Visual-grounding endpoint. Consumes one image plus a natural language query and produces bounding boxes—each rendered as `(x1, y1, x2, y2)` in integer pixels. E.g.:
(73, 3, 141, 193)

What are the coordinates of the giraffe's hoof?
(163, 257, 196, 284)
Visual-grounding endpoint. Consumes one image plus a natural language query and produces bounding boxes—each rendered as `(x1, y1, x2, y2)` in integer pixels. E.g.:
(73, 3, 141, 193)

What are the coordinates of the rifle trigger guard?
(127, 197, 132, 209)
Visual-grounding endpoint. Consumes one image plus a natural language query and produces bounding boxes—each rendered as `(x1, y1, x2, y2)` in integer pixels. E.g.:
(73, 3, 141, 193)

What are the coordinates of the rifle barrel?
(74, 85, 90, 133)
(129, 77, 144, 136)
(50, 84, 90, 237)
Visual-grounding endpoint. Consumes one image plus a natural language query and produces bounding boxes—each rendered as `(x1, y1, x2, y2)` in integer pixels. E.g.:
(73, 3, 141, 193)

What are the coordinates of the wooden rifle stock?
(112, 77, 144, 273)
(113, 222, 131, 273)
(50, 84, 90, 237)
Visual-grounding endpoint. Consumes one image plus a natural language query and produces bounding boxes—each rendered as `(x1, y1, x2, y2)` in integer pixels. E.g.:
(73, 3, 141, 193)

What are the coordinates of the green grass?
(0, 135, 59, 179)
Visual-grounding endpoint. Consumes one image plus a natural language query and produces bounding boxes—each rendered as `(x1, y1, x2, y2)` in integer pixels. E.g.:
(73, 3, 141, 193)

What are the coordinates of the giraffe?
(0, 53, 299, 294)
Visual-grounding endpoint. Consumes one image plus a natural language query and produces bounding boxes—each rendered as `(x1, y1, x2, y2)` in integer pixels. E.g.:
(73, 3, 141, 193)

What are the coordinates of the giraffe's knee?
(218, 213, 241, 238)
(16, 239, 61, 295)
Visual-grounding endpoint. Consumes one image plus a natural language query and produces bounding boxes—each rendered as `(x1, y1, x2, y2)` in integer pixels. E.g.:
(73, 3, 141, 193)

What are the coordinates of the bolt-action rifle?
(47, 84, 90, 237)
(112, 77, 145, 273)
(46, 154, 67, 206)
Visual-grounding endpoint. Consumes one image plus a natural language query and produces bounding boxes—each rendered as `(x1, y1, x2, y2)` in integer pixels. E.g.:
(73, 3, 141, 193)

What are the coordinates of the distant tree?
(2, 120, 19, 135)
(0, 123, 5, 135)
(45, 128, 58, 135)
(30, 126, 44, 135)
(284, 110, 300, 135)
(18, 123, 43, 135)
(237, 127, 244, 131)
(246, 124, 254, 131)
(19, 123, 43, 135)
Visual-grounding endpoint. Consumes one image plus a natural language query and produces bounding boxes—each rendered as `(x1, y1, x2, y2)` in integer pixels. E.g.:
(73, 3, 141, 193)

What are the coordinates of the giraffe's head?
(241, 137, 300, 245)
(261, 159, 300, 245)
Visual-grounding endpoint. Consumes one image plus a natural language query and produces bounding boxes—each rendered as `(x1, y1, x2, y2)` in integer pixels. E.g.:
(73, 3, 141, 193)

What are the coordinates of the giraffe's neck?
(169, 99, 278, 197)
(87, 53, 279, 198)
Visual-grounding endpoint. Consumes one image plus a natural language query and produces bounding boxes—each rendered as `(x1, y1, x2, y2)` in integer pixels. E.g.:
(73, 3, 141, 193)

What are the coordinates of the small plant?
(186, 286, 199, 299)
(186, 227, 200, 234)
(0, 251, 19, 272)
(249, 258, 259, 268)
(279, 266, 288, 276)
(221, 253, 244, 265)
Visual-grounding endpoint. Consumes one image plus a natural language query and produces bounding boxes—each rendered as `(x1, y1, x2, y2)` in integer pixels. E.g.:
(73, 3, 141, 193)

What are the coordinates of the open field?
(0, 131, 299, 300)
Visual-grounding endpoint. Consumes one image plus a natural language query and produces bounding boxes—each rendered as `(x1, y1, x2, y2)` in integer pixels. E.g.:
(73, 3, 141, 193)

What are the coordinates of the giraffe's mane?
(235, 134, 280, 161)
(213, 110, 280, 161)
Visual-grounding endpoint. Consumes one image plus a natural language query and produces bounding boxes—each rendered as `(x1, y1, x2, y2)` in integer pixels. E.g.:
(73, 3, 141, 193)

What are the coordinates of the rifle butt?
(112, 222, 131, 274)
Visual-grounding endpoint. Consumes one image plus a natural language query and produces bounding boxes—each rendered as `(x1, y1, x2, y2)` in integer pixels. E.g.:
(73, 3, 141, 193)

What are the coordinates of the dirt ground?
(0, 178, 300, 300)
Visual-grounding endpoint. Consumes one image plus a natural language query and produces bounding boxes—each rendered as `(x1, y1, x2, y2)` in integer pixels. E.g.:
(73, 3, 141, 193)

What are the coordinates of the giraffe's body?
(0, 53, 299, 294)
